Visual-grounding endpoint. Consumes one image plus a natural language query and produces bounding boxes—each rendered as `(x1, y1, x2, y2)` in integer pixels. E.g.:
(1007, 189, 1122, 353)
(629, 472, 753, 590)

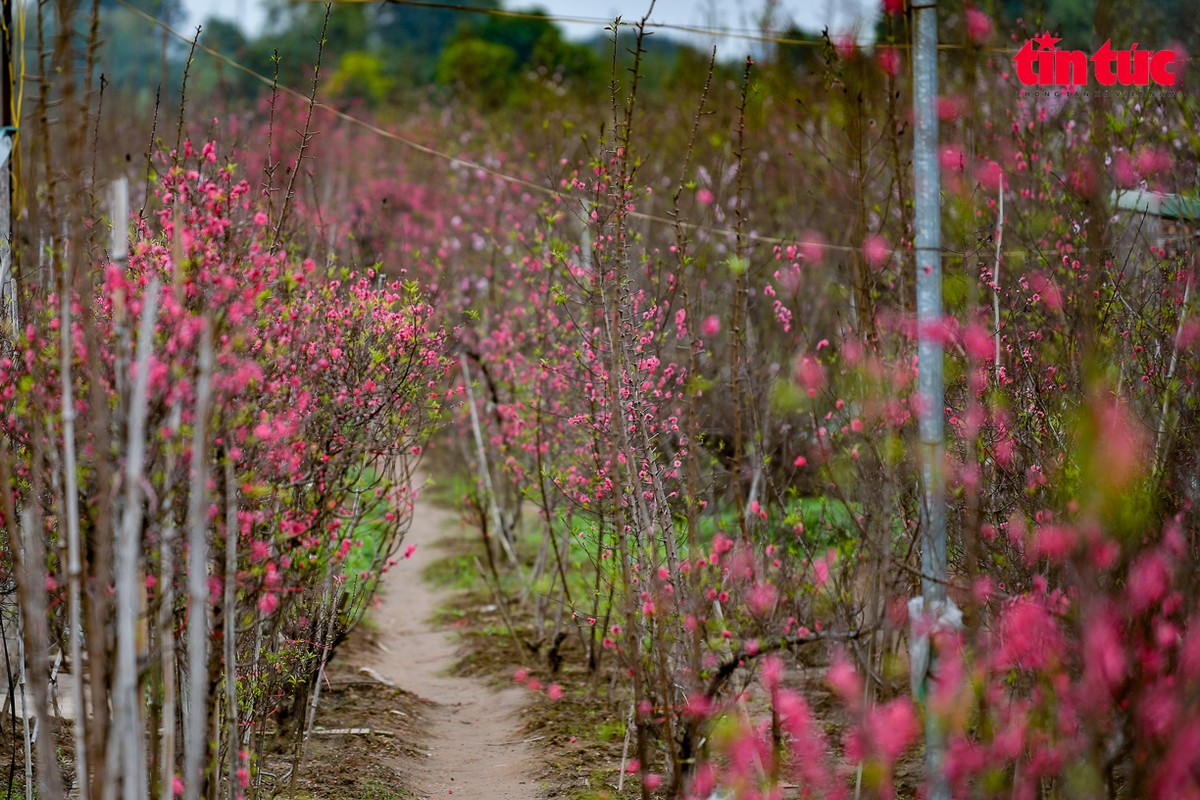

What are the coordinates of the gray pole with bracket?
(912, 0, 949, 798)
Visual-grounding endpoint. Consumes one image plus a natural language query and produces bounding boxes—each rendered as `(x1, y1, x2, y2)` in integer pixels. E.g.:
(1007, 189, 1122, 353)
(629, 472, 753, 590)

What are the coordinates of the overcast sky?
(180, 0, 883, 48)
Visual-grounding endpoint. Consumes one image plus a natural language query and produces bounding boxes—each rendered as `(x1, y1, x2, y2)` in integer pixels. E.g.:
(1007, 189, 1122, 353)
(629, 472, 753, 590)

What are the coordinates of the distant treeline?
(92, 0, 1198, 110)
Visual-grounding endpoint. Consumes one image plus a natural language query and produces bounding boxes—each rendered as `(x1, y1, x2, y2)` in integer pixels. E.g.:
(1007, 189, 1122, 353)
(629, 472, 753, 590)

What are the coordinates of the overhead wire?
(293, 0, 1200, 62)
(114, 0, 876, 253)
(294, 0, 1028, 55)
(109, 0, 1171, 261)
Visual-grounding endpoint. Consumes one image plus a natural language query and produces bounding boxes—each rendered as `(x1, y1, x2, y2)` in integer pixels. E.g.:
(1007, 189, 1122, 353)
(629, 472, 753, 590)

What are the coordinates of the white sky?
(180, 0, 882, 48)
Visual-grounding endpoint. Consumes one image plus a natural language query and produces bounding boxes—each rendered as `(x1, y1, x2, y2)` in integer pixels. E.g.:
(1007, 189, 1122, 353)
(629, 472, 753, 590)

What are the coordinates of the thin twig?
(139, 83, 162, 221)
(261, 51, 281, 218)
(173, 27, 202, 165)
(993, 175, 1004, 373)
(1153, 274, 1192, 473)
(272, 4, 331, 249)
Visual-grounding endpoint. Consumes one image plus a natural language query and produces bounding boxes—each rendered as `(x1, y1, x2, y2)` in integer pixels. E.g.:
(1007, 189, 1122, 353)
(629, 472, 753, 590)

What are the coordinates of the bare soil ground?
(297, 480, 914, 800)
(287, 673, 426, 799)
(300, 482, 541, 800)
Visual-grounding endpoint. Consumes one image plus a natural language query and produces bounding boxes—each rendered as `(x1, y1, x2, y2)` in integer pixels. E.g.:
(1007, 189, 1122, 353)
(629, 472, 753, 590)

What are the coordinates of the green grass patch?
(351, 780, 415, 799)
(420, 548, 477, 590)
(419, 470, 477, 510)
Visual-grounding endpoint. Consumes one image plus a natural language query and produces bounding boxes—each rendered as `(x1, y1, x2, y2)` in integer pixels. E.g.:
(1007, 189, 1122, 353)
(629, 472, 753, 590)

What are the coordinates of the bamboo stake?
(223, 458, 238, 800)
(114, 191, 152, 800)
(16, 506, 64, 799)
(184, 326, 214, 800)
(461, 354, 517, 566)
(290, 565, 335, 800)
(15, 616, 30, 800)
(159, 403, 181, 800)
(59, 224, 89, 800)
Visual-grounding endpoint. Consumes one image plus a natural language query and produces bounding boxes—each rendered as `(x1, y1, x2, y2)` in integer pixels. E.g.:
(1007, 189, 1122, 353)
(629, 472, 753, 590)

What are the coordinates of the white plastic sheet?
(908, 596, 964, 699)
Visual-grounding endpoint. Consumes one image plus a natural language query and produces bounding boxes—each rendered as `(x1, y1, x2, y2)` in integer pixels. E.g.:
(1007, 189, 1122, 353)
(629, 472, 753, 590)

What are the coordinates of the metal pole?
(912, 1, 948, 798)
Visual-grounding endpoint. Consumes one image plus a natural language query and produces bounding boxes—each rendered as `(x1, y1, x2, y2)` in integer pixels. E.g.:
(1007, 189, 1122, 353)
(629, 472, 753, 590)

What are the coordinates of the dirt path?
(357, 483, 538, 800)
